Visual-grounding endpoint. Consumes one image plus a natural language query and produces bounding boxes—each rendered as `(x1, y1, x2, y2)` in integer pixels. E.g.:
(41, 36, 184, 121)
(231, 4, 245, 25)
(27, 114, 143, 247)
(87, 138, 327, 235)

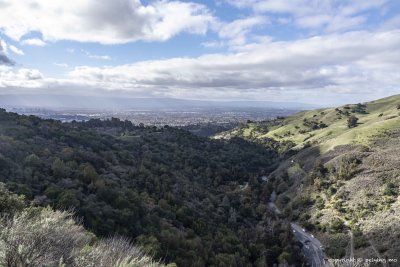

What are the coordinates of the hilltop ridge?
(215, 94, 400, 153)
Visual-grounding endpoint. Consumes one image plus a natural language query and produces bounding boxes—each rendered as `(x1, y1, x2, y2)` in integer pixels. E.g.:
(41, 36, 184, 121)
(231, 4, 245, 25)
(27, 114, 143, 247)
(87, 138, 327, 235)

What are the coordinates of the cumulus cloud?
(0, 67, 43, 88)
(0, 55, 13, 65)
(63, 30, 400, 101)
(0, 40, 14, 65)
(1, 30, 399, 104)
(21, 38, 46, 46)
(0, 0, 215, 44)
(9, 45, 24, 55)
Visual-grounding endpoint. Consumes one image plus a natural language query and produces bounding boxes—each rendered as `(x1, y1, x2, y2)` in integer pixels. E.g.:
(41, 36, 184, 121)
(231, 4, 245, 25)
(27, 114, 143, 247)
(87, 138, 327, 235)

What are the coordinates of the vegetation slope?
(0, 183, 164, 267)
(0, 108, 304, 266)
(216, 94, 400, 262)
(216, 94, 400, 152)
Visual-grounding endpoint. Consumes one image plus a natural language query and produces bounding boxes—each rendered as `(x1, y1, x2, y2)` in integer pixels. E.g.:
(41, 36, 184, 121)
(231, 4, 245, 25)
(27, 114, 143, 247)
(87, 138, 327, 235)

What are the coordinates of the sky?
(0, 0, 400, 105)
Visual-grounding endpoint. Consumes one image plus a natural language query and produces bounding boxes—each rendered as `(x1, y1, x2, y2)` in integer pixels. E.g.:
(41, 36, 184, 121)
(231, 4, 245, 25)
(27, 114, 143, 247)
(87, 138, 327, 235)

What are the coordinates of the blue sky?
(0, 0, 400, 105)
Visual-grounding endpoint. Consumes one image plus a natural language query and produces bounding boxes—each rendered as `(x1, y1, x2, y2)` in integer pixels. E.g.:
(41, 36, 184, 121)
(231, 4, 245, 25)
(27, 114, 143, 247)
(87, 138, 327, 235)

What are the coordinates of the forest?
(0, 109, 304, 266)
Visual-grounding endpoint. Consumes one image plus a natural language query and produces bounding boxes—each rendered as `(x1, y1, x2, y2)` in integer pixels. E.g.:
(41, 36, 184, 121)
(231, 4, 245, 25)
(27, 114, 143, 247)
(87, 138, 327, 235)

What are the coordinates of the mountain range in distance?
(0, 94, 319, 111)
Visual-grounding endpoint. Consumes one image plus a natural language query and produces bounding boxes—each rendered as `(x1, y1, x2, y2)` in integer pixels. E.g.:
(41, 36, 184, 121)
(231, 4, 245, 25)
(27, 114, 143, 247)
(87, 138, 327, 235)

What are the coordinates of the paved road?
(267, 199, 329, 267)
(291, 223, 329, 267)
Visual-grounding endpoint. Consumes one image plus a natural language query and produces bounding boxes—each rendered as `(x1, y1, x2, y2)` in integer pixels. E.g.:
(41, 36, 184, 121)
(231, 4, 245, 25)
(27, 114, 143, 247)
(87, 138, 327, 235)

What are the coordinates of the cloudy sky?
(0, 0, 399, 105)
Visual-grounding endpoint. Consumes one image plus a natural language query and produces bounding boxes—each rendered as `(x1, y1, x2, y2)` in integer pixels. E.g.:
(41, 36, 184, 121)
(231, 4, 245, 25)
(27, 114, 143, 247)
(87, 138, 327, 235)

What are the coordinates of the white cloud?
(1, 30, 400, 104)
(82, 50, 111, 60)
(0, 67, 43, 87)
(9, 45, 24, 55)
(218, 16, 269, 47)
(21, 38, 46, 46)
(0, 39, 8, 54)
(0, 0, 215, 44)
(224, 0, 389, 32)
(65, 30, 400, 99)
(0, 40, 14, 65)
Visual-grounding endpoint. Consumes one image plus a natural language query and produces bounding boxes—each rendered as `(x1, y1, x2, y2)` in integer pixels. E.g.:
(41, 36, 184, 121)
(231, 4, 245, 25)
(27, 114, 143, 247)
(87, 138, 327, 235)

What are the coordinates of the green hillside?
(216, 94, 400, 262)
(216, 94, 400, 153)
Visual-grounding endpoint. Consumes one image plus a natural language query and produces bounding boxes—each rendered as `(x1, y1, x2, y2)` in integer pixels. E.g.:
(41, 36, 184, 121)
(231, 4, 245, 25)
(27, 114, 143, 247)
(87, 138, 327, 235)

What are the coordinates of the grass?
(238, 96, 400, 260)
(217, 94, 400, 154)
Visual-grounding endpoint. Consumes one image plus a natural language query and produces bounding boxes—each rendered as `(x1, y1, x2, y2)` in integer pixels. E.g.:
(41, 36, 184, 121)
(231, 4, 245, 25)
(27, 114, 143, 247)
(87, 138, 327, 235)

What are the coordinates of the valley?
(1, 94, 399, 266)
(1, 1, 399, 266)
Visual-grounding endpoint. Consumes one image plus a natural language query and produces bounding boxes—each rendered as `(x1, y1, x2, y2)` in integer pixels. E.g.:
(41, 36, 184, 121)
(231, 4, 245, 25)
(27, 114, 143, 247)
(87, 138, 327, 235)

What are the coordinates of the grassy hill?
(215, 94, 400, 153)
(216, 95, 400, 262)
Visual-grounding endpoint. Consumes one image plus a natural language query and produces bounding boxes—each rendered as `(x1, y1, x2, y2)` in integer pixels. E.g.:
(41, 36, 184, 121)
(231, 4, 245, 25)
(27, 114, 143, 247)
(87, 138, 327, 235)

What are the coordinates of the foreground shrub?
(76, 237, 161, 267)
(0, 183, 26, 216)
(0, 183, 162, 267)
(0, 207, 89, 266)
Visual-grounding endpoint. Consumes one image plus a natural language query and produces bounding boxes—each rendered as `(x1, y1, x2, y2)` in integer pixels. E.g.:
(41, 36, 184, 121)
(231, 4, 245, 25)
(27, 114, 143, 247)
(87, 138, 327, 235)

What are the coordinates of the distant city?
(6, 106, 299, 127)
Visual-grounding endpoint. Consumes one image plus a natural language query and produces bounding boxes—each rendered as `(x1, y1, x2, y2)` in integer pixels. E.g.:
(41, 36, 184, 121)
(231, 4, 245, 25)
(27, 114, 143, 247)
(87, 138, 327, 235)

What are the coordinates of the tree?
(0, 183, 26, 215)
(83, 164, 99, 183)
(24, 154, 41, 167)
(52, 158, 66, 178)
(347, 115, 358, 128)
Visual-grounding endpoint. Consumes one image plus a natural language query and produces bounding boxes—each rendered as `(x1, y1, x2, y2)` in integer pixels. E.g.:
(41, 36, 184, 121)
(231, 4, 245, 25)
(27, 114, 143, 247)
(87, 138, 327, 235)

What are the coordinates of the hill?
(215, 94, 400, 152)
(216, 95, 400, 262)
(0, 108, 304, 266)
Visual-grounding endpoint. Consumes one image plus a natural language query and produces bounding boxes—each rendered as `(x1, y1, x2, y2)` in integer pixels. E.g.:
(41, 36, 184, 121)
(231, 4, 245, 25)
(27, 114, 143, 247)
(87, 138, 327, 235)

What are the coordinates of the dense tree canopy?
(0, 109, 304, 266)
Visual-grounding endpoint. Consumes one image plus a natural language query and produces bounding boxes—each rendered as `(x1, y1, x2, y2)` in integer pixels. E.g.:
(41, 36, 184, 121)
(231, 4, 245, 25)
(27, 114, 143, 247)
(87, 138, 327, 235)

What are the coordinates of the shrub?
(334, 155, 360, 181)
(0, 207, 89, 266)
(353, 228, 368, 249)
(329, 219, 346, 233)
(383, 182, 398, 196)
(347, 116, 358, 128)
(0, 205, 162, 267)
(0, 183, 26, 216)
(76, 236, 161, 267)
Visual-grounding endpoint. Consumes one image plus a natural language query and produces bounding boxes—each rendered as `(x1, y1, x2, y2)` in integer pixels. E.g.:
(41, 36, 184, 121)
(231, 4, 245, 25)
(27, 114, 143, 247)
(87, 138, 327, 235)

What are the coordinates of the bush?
(0, 207, 89, 266)
(329, 219, 346, 233)
(0, 206, 162, 267)
(353, 228, 368, 249)
(0, 183, 26, 216)
(383, 182, 398, 196)
(324, 233, 348, 258)
(347, 116, 359, 128)
(76, 236, 161, 267)
(334, 155, 360, 181)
